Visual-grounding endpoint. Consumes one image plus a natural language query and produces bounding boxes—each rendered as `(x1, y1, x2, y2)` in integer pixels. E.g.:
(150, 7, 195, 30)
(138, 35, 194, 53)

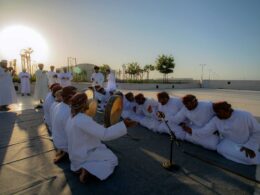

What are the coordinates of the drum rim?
(104, 95, 123, 127)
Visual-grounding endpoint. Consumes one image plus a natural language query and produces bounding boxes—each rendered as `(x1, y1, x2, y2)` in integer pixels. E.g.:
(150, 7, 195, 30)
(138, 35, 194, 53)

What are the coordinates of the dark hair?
(182, 94, 197, 104)
(213, 101, 232, 113)
(70, 93, 88, 117)
(94, 66, 99, 70)
(62, 86, 77, 104)
(125, 92, 134, 98)
(52, 85, 62, 97)
(114, 91, 124, 97)
(134, 93, 145, 103)
(49, 83, 60, 90)
(157, 92, 169, 100)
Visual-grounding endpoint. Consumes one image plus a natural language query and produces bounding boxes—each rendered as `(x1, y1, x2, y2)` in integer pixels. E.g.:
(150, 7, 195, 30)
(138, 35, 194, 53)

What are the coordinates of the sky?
(0, 0, 260, 80)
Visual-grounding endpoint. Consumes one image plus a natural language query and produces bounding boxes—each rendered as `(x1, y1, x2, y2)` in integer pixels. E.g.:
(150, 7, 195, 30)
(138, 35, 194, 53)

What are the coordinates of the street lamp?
(199, 64, 206, 87)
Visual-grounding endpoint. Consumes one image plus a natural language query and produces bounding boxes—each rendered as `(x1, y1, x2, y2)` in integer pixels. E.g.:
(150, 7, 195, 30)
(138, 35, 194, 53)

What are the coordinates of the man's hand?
(156, 111, 165, 119)
(240, 147, 256, 158)
(123, 118, 137, 128)
(179, 123, 192, 134)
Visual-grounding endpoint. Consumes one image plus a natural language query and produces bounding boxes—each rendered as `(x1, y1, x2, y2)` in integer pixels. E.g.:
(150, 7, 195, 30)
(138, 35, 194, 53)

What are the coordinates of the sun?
(0, 25, 49, 67)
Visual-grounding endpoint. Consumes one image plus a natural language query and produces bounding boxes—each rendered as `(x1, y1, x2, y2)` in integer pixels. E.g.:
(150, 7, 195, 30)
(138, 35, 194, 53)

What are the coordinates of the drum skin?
(85, 99, 98, 118)
(104, 95, 123, 127)
(85, 88, 94, 100)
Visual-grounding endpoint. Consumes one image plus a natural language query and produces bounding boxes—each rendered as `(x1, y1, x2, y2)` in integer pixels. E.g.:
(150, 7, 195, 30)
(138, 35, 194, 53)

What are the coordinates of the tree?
(99, 64, 110, 80)
(125, 62, 141, 80)
(143, 64, 155, 80)
(155, 54, 175, 83)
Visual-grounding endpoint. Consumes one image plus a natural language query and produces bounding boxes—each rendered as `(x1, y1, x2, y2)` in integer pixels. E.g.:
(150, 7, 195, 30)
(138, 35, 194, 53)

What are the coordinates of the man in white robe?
(18, 69, 31, 96)
(49, 89, 63, 133)
(91, 66, 104, 87)
(106, 69, 117, 92)
(121, 92, 136, 119)
(55, 69, 61, 84)
(65, 93, 135, 183)
(58, 67, 73, 87)
(171, 94, 219, 150)
(47, 66, 58, 87)
(185, 101, 260, 165)
(0, 60, 17, 111)
(155, 92, 185, 140)
(131, 93, 160, 130)
(34, 64, 49, 107)
(43, 85, 62, 131)
(95, 87, 111, 112)
(52, 86, 77, 163)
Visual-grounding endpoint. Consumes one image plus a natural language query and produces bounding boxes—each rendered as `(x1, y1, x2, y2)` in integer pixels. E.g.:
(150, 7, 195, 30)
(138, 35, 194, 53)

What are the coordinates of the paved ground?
(1, 89, 260, 194)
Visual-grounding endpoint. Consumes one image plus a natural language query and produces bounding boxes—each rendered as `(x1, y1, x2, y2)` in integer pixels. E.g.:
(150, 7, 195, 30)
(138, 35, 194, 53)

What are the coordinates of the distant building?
(58, 63, 97, 81)
(75, 63, 96, 81)
(59, 63, 116, 82)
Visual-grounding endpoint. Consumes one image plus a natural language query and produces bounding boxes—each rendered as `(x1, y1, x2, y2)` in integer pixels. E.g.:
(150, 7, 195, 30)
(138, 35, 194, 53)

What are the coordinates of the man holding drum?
(65, 93, 135, 183)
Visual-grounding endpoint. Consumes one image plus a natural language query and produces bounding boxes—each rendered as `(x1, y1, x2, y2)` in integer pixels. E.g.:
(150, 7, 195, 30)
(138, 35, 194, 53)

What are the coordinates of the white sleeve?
(192, 117, 218, 136)
(77, 115, 127, 141)
(170, 107, 187, 124)
(100, 74, 104, 83)
(243, 113, 260, 151)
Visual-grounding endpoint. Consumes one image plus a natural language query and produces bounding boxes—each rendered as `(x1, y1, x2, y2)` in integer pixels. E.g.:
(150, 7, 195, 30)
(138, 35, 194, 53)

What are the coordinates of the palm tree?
(20, 48, 33, 75)
(99, 64, 110, 80)
(143, 64, 155, 80)
(155, 54, 175, 83)
(126, 62, 141, 80)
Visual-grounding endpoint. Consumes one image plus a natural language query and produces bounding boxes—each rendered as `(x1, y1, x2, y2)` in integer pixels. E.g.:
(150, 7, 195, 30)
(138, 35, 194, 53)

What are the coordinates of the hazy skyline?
(0, 0, 260, 80)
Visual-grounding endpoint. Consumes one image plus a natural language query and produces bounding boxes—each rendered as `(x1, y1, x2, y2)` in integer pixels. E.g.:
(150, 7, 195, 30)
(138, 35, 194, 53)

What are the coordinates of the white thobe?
(91, 72, 104, 87)
(34, 70, 49, 100)
(194, 110, 260, 165)
(18, 72, 31, 94)
(134, 98, 160, 130)
(58, 72, 72, 87)
(156, 97, 185, 140)
(171, 101, 219, 150)
(106, 72, 116, 92)
(0, 67, 17, 106)
(121, 96, 135, 119)
(49, 101, 60, 132)
(128, 102, 145, 122)
(52, 102, 71, 152)
(65, 113, 127, 180)
(95, 90, 111, 111)
(47, 71, 58, 86)
(43, 93, 55, 129)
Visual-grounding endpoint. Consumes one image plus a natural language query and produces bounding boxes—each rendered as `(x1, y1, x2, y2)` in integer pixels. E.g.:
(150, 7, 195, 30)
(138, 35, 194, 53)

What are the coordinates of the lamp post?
(199, 64, 206, 87)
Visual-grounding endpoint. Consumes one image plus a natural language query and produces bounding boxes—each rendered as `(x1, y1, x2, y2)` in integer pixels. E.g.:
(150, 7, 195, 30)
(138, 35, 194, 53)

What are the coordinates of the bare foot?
(53, 151, 67, 163)
(79, 168, 90, 183)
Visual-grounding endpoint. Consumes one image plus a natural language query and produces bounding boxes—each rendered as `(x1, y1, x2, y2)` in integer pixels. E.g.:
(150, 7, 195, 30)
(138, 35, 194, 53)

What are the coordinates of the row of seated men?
(43, 84, 260, 184)
(120, 91, 260, 165)
(43, 83, 135, 183)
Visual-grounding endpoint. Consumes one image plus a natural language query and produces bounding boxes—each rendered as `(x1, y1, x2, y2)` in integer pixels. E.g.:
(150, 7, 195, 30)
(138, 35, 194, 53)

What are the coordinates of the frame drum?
(85, 99, 98, 118)
(104, 95, 123, 127)
(85, 87, 95, 100)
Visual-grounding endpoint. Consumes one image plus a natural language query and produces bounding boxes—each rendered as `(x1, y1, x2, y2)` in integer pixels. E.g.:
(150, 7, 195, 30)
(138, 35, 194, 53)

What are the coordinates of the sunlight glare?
(0, 25, 49, 65)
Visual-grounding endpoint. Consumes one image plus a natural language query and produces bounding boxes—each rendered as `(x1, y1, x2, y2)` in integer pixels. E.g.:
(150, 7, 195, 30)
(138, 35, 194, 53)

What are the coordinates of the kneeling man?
(66, 93, 135, 183)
